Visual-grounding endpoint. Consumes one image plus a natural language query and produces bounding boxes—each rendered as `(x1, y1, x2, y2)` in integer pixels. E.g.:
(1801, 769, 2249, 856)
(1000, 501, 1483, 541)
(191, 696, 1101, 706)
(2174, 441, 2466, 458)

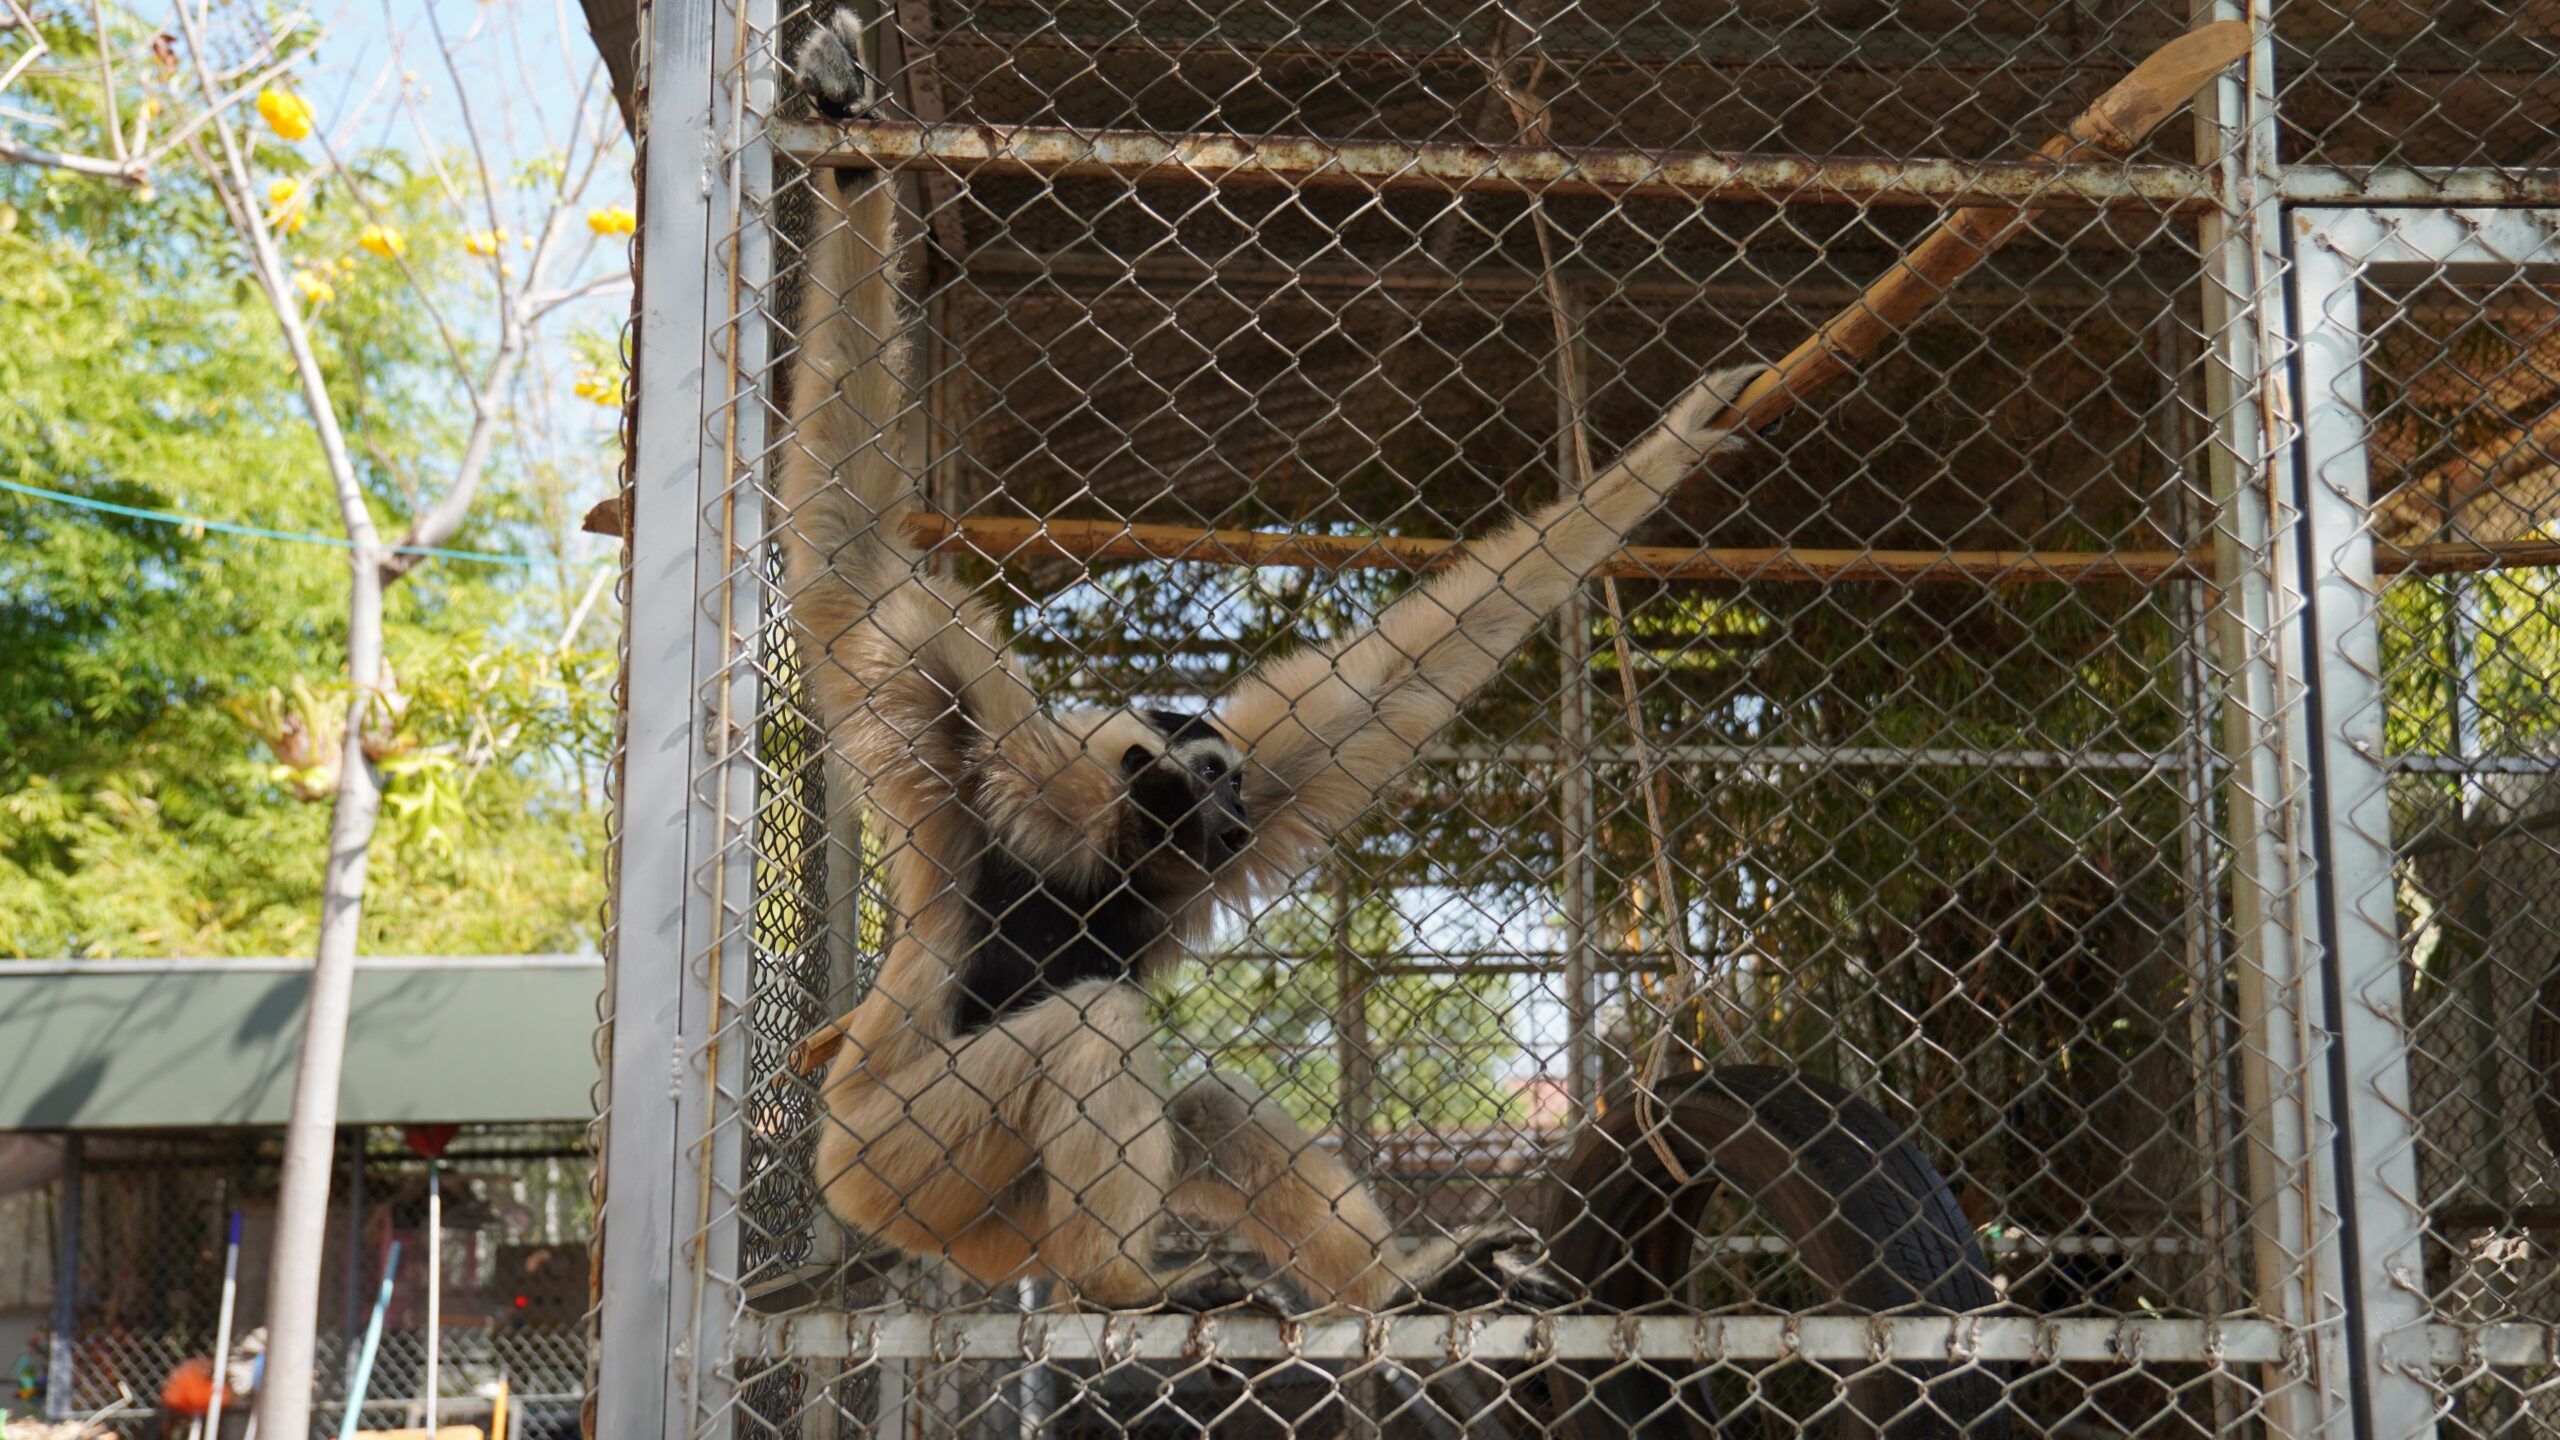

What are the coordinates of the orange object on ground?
(160, 1355, 226, 1414)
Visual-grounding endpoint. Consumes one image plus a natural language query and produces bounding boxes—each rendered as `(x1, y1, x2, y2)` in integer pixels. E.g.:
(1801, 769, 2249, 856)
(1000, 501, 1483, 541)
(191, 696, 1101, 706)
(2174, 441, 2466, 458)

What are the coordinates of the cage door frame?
(598, 0, 777, 1433)
(2286, 203, 2560, 1440)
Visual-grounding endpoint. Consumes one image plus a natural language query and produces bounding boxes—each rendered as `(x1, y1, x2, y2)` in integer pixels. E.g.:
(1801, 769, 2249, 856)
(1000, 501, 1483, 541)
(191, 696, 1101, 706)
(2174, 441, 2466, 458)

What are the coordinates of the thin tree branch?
(515, 68, 613, 313)
(376, 60, 612, 585)
(554, 564, 613, 651)
(171, 48, 372, 555)
(135, 51, 309, 170)
(527, 272, 631, 321)
(308, 124, 474, 389)
(0, 132, 144, 179)
(378, 344, 528, 584)
(422, 0, 502, 235)
(377, 3, 474, 215)
(88, 0, 124, 163)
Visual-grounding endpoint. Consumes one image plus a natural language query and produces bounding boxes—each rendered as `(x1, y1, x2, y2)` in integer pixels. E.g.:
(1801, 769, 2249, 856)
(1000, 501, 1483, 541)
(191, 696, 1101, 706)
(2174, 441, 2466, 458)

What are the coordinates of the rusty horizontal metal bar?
(921, 9, 2560, 87)
(1426, 743, 2205, 772)
(586, 498, 2560, 583)
(2378, 536, 2560, 574)
(773, 119, 2218, 210)
(914, 513, 2212, 583)
(2281, 166, 2560, 205)
(735, 1311, 2297, 1363)
(955, 242, 2164, 312)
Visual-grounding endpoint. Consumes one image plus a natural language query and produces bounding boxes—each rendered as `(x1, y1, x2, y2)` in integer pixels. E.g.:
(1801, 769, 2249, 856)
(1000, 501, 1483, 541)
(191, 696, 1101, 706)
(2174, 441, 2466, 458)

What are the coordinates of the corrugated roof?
(0, 957, 603, 1130)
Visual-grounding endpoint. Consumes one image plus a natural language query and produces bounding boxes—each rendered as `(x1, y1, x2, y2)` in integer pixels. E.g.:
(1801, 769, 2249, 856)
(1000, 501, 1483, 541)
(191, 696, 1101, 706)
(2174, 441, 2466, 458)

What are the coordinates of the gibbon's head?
(1107, 706, 1250, 876)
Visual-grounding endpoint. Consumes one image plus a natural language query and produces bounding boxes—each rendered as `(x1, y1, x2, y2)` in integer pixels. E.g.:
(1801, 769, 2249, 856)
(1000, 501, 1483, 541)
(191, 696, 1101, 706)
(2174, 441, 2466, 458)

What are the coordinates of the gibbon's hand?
(796, 10, 875, 120)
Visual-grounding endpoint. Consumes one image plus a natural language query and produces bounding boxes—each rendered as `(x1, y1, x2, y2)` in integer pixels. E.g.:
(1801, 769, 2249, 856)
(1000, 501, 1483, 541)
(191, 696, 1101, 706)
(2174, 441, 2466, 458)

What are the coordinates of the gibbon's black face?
(1121, 708, 1250, 873)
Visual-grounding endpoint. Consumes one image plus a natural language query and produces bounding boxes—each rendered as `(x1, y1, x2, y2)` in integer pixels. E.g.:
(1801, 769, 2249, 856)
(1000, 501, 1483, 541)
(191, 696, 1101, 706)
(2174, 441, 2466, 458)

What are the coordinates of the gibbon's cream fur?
(781, 13, 1762, 1313)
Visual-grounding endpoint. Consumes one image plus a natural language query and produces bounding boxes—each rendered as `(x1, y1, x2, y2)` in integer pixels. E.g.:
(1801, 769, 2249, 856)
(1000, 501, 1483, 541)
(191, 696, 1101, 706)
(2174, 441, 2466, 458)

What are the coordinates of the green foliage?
(0, 24, 613, 959)
(1158, 890, 1520, 1134)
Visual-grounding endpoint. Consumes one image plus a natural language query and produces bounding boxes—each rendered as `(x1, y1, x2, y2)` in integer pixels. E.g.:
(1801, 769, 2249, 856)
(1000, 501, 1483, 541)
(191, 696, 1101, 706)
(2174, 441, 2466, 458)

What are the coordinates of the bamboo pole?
(1723, 21, 2256, 434)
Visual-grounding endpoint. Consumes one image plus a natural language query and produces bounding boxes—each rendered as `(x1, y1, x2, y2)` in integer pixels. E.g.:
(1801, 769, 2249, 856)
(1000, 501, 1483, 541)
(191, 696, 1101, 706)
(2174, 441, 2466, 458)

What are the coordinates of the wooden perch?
(1724, 21, 2254, 433)
(2377, 400, 2560, 547)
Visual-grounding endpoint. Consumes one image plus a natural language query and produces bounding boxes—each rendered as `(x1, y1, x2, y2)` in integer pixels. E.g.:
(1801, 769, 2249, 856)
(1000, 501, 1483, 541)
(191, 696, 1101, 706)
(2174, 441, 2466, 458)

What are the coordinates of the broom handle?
(1725, 20, 2252, 433)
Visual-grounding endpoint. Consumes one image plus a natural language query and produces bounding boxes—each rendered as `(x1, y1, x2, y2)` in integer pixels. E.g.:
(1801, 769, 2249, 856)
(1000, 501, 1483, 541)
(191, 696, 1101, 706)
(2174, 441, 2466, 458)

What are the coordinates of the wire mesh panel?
(595, 1, 2560, 1437)
(2294, 208, 2560, 1440)
(29, 1125, 591, 1434)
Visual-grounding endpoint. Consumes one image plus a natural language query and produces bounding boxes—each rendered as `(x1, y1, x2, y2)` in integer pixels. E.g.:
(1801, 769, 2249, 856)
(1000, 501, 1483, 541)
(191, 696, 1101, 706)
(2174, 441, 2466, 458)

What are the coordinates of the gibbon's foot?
(1057, 1261, 1281, 1315)
(1405, 1229, 1575, 1312)
(795, 10, 875, 119)
(1161, 1270, 1293, 1316)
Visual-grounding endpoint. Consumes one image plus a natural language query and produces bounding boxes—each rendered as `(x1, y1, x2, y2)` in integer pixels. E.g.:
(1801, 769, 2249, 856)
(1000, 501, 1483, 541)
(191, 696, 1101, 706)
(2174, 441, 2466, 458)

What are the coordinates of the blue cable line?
(0, 475, 587, 568)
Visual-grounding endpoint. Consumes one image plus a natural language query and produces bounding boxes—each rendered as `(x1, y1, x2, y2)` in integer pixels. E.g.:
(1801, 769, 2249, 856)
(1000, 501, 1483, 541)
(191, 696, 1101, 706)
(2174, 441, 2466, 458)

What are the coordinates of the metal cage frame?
(593, 1, 2560, 1435)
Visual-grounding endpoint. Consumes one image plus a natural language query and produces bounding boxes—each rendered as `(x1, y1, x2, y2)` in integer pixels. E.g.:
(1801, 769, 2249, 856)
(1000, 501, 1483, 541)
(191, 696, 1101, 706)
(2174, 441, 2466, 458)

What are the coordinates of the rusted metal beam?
(883, 2, 969, 258)
(913, 515, 2210, 582)
(582, 496, 2560, 582)
(931, 24, 2560, 92)
(952, 241, 2163, 312)
(2281, 166, 2560, 206)
(2378, 536, 2560, 575)
(773, 119, 2217, 211)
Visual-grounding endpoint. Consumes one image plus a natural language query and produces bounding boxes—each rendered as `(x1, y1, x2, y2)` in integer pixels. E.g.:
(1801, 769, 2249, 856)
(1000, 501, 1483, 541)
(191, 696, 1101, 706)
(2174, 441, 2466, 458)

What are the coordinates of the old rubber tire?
(1540, 1066, 2009, 1440)
(2533, 961, 2560, 1160)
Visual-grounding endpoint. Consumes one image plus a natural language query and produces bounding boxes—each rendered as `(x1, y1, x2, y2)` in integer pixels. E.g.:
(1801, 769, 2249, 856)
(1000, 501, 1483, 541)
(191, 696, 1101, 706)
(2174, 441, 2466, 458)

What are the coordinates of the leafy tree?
(0, 21, 616, 960)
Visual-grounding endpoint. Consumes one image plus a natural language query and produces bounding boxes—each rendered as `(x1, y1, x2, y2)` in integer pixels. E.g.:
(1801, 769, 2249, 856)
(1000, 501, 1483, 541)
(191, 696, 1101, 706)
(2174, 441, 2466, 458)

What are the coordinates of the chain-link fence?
(21, 1125, 590, 1435)
(592, 2, 2560, 1437)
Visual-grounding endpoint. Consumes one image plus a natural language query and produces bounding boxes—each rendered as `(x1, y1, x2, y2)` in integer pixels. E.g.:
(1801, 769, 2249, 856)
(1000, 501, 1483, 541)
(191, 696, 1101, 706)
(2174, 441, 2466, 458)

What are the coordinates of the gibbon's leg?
(995, 981, 1221, 1308)
(818, 983, 1215, 1302)
(814, 1025, 1046, 1273)
(1168, 1073, 1465, 1311)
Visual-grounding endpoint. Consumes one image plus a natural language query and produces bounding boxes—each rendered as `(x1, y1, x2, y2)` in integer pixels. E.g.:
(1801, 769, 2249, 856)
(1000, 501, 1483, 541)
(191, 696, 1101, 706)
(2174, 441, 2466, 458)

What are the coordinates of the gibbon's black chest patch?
(948, 848, 1172, 1035)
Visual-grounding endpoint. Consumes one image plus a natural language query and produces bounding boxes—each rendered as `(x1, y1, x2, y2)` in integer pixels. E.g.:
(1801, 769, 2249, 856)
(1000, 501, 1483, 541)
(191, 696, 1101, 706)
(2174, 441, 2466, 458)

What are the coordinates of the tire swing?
(1533, 1068, 2008, 1440)
(2532, 959, 2560, 1160)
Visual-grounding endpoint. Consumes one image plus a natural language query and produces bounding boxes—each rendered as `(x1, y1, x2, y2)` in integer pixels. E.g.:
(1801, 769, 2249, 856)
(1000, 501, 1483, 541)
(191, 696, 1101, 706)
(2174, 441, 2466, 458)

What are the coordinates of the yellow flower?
(585, 204, 636, 237)
(464, 228, 506, 258)
(294, 270, 335, 306)
(264, 177, 310, 235)
(357, 223, 406, 259)
(256, 87, 315, 142)
(572, 370, 626, 407)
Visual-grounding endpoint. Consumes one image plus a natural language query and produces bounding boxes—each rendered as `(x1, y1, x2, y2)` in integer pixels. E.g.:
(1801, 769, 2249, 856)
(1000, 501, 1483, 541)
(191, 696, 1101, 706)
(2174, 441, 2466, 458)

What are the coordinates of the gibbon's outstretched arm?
(1214, 373, 1757, 883)
(781, 5, 1763, 1316)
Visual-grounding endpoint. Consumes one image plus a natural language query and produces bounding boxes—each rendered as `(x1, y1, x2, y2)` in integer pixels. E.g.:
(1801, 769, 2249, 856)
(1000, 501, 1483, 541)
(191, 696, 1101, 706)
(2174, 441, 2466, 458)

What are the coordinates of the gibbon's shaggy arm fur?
(1213, 383, 1752, 886)
(781, 13, 1760, 1313)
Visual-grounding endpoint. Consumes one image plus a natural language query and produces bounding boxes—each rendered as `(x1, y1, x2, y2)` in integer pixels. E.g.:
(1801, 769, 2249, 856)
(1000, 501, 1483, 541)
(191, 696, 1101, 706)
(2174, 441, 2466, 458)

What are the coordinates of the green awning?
(0, 958, 603, 1130)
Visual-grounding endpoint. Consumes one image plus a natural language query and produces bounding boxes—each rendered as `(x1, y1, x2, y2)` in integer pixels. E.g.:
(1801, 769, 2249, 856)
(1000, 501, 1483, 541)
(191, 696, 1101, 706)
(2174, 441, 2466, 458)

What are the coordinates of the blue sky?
(289, 0, 635, 580)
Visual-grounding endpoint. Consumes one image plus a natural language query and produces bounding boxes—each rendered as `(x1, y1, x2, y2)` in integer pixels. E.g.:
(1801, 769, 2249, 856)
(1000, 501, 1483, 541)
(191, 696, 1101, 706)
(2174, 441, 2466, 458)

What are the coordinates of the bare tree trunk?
(257, 559, 385, 1440)
(151, 13, 616, 1429)
(168, 19, 391, 1433)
